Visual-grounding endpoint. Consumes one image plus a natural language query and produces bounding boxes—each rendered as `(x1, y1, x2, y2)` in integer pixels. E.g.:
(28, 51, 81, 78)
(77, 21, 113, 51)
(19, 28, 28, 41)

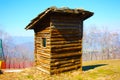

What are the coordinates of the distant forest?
(0, 27, 120, 68)
(83, 27, 120, 61)
(0, 29, 34, 69)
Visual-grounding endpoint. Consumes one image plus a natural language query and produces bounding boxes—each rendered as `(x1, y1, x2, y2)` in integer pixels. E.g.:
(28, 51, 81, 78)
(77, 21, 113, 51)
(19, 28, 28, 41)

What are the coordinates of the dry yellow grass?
(0, 59, 120, 80)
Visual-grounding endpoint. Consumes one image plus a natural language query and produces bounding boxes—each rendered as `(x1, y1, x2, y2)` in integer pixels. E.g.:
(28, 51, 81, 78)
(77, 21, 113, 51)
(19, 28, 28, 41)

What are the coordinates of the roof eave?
(25, 8, 52, 30)
(25, 7, 94, 30)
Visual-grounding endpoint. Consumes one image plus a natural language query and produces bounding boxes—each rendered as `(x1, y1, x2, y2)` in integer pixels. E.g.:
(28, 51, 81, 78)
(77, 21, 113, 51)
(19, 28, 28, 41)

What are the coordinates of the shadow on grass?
(82, 64, 107, 71)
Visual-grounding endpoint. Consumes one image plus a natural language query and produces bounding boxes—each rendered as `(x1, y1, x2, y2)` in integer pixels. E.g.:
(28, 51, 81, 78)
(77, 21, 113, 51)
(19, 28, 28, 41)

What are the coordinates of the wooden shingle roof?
(25, 6, 94, 30)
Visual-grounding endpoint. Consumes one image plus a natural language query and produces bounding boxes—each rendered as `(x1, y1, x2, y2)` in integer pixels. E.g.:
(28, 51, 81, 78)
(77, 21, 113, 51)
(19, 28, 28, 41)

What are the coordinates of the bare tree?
(83, 26, 120, 61)
(0, 29, 34, 68)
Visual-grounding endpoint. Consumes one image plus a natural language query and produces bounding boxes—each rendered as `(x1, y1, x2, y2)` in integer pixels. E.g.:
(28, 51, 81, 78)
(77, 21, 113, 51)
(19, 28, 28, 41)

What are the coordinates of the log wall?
(34, 26, 51, 74)
(34, 15, 83, 74)
(50, 15, 83, 74)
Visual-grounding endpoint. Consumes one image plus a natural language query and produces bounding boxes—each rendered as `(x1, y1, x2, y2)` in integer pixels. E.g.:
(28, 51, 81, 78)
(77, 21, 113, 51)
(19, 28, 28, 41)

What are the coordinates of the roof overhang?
(25, 7, 94, 30)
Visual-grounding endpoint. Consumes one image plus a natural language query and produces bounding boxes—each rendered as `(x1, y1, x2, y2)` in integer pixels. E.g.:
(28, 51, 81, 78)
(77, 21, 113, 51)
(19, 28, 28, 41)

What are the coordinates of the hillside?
(0, 59, 120, 80)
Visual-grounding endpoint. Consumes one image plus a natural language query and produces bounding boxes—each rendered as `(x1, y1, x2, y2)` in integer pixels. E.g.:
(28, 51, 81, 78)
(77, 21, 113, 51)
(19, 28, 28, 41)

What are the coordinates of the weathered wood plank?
(34, 14, 83, 74)
(51, 59, 80, 67)
(52, 28, 80, 31)
(36, 33, 51, 37)
(51, 52, 82, 58)
(36, 27, 51, 33)
(51, 44, 81, 49)
(38, 58, 50, 66)
(37, 51, 51, 57)
(39, 55, 51, 60)
(51, 26, 80, 30)
(51, 32, 80, 35)
(50, 64, 81, 74)
(51, 46, 82, 52)
(52, 21, 80, 25)
(40, 62, 50, 71)
(51, 38, 81, 42)
(39, 59, 50, 65)
(51, 62, 80, 69)
(51, 40, 82, 45)
(37, 50, 50, 53)
(51, 56, 81, 63)
(51, 50, 82, 54)
(35, 28, 51, 33)
(51, 29, 80, 33)
(51, 34, 81, 37)
(37, 48, 51, 51)
(36, 34, 50, 38)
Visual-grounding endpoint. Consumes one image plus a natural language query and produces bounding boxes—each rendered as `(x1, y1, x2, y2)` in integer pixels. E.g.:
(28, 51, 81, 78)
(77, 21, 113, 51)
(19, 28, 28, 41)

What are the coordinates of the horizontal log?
(51, 45, 82, 49)
(51, 21, 81, 25)
(38, 55, 51, 61)
(35, 44, 40, 46)
(39, 60, 50, 67)
(35, 37, 51, 41)
(51, 52, 82, 58)
(51, 29, 80, 33)
(52, 28, 80, 31)
(37, 50, 51, 54)
(51, 44, 81, 49)
(35, 37, 41, 40)
(39, 59, 50, 65)
(36, 53, 50, 59)
(51, 46, 82, 53)
(51, 59, 80, 67)
(51, 34, 81, 38)
(51, 38, 81, 42)
(36, 33, 51, 38)
(35, 26, 50, 31)
(50, 64, 81, 74)
(37, 47, 51, 50)
(51, 34, 81, 37)
(51, 50, 82, 54)
(52, 23, 80, 27)
(35, 41, 41, 44)
(38, 29, 51, 33)
(51, 40, 82, 45)
(36, 35, 50, 38)
(51, 56, 81, 63)
(46, 39, 51, 42)
(51, 32, 81, 35)
(36, 51, 51, 56)
(37, 32, 50, 34)
(51, 26, 80, 29)
(35, 46, 51, 51)
(35, 42, 50, 46)
(39, 65, 50, 72)
(52, 43, 81, 47)
(51, 62, 80, 69)
(39, 55, 50, 59)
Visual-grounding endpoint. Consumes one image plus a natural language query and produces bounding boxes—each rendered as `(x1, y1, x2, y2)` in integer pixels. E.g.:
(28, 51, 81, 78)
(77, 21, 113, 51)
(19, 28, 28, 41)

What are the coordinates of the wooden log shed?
(25, 7, 93, 75)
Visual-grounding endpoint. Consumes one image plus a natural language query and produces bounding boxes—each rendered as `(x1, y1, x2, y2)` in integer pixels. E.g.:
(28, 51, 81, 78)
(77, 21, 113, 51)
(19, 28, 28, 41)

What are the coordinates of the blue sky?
(0, 0, 120, 36)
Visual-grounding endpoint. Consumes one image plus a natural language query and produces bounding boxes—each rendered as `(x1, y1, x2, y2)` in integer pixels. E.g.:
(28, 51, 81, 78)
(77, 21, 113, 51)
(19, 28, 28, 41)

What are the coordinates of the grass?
(0, 59, 120, 80)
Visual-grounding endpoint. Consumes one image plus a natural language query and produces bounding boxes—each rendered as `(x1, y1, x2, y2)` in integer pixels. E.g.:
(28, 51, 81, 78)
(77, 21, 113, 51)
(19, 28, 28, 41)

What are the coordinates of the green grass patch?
(0, 59, 120, 80)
